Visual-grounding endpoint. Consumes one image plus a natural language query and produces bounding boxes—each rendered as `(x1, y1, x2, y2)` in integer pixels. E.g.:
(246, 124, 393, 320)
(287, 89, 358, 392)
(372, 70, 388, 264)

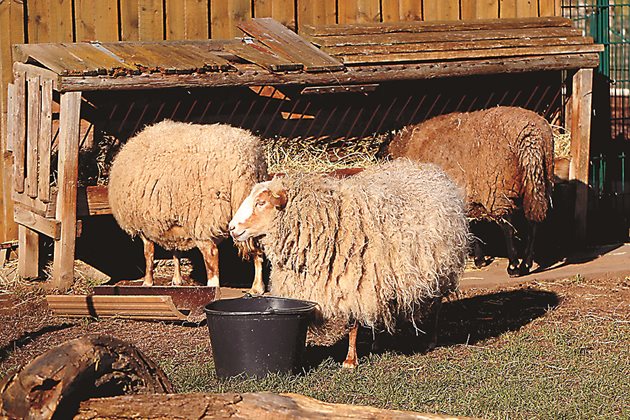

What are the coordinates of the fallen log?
(0, 335, 173, 420)
(75, 392, 472, 419)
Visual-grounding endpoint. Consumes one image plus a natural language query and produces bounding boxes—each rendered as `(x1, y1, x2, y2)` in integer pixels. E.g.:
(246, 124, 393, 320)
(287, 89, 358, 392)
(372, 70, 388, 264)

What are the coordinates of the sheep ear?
(269, 189, 287, 210)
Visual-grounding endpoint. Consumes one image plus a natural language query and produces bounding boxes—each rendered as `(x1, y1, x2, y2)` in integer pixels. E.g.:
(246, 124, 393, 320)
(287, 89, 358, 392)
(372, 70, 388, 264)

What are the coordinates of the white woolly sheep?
(229, 159, 469, 368)
(387, 106, 554, 277)
(108, 120, 268, 293)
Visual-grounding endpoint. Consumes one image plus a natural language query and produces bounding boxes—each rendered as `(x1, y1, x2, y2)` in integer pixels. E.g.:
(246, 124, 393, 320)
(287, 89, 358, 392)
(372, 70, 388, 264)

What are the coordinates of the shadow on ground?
(304, 288, 560, 369)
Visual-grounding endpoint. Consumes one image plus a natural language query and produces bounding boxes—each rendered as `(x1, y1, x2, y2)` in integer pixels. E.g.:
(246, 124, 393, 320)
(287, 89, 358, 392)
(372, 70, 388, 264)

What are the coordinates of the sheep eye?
(255, 200, 265, 207)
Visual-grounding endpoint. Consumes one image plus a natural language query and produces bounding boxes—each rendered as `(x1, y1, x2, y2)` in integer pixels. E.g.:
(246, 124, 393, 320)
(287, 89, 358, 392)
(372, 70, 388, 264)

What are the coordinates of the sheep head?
(229, 180, 287, 242)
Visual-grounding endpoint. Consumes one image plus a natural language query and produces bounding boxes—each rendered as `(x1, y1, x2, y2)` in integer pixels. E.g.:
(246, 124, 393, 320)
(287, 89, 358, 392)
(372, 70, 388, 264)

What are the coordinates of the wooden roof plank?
(312, 27, 583, 47)
(238, 18, 344, 72)
(340, 44, 606, 65)
(224, 40, 303, 71)
(13, 43, 99, 75)
(185, 44, 234, 71)
(326, 36, 595, 57)
(301, 16, 573, 37)
(57, 53, 601, 92)
(103, 43, 181, 73)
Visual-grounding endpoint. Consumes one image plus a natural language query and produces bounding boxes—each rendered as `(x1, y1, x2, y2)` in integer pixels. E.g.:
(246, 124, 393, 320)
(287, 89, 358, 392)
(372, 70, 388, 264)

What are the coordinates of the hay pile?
(263, 134, 384, 174)
(552, 125, 571, 159)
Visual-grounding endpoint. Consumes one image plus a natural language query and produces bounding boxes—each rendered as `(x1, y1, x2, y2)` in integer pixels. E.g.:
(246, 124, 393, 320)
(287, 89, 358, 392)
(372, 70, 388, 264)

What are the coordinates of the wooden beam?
(569, 68, 594, 244)
(38, 78, 53, 203)
(14, 205, 60, 240)
(51, 92, 82, 291)
(12, 71, 25, 193)
(57, 53, 601, 91)
(17, 225, 39, 279)
(26, 75, 41, 198)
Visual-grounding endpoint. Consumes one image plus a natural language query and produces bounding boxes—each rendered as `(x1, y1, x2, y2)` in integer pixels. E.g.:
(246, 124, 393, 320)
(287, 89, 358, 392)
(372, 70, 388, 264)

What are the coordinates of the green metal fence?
(563, 0, 630, 238)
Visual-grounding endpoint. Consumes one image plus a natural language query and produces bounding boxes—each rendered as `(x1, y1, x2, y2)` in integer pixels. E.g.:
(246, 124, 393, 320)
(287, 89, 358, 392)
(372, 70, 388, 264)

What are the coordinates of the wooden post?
(51, 91, 82, 290)
(17, 224, 39, 279)
(569, 68, 594, 244)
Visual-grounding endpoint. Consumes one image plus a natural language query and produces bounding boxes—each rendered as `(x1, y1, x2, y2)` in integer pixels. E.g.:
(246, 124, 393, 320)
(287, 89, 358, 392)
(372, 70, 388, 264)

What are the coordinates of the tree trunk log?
(0, 335, 173, 420)
(75, 392, 472, 419)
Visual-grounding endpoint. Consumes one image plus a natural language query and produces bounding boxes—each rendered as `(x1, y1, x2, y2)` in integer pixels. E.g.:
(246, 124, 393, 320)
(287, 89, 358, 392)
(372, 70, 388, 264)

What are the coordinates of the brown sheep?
(386, 107, 554, 277)
(108, 120, 268, 293)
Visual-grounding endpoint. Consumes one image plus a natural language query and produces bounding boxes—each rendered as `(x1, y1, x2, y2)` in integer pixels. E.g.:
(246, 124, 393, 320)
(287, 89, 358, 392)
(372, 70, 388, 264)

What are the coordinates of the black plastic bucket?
(204, 295, 317, 378)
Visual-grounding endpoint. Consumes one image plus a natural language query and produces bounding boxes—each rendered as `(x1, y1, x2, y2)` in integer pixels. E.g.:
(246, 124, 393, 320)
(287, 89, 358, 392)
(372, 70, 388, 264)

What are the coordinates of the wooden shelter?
(6, 17, 602, 289)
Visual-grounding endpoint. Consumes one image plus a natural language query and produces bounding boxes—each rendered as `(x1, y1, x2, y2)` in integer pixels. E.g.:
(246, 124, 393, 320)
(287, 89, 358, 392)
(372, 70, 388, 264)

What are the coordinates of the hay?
(264, 134, 385, 174)
(552, 125, 571, 159)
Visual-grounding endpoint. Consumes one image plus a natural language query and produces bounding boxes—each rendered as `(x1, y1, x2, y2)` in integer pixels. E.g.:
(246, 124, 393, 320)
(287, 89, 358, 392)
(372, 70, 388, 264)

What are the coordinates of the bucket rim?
(204, 295, 318, 316)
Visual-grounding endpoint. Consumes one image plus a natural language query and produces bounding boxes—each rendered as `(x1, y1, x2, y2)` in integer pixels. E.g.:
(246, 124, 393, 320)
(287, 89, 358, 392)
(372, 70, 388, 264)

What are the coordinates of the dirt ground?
(1, 244, 629, 383)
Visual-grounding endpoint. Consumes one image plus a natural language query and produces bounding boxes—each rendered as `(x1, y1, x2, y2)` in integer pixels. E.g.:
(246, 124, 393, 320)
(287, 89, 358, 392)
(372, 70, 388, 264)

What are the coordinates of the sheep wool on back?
(387, 107, 554, 223)
(263, 159, 469, 333)
(108, 120, 267, 252)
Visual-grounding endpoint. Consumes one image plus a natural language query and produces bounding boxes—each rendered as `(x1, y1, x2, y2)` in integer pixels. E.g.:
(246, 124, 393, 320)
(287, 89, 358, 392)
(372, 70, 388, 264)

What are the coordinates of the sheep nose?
(228, 223, 235, 232)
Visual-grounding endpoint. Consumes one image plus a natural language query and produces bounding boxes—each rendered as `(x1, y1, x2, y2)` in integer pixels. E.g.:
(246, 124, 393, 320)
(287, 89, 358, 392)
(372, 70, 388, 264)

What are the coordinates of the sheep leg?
(171, 251, 183, 286)
(472, 237, 488, 268)
(249, 252, 265, 295)
(140, 235, 154, 287)
(342, 322, 359, 369)
(499, 217, 520, 277)
(426, 297, 443, 351)
(519, 221, 538, 276)
(197, 240, 220, 287)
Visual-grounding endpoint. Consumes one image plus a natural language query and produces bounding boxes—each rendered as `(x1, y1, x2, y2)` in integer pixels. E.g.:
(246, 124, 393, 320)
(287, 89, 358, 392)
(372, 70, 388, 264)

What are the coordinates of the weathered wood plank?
(423, 0, 459, 21)
(138, 0, 164, 41)
(38, 78, 53, 203)
(302, 16, 571, 37)
(46, 295, 188, 320)
(570, 68, 594, 243)
(48, 0, 74, 42)
(6, 82, 15, 153)
(338, 0, 381, 24)
(26, 75, 40, 198)
(238, 18, 344, 72)
(14, 205, 60, 240)
(17, 224, 39, 279)
(381, 0, 423, 22)
(12, 188, 50, 215)
(339, 44, 605, 65)
(75, 392, 471, 420)
(27, 0, 51, 42)
(211, 0, 251, 40)
(12, 62, 59, 88)
(12, 71, 25, 193)
(539, 0, 557, 17)
(58, 53, 601, 92)
(13, 43, 99, 75)
(165, 0, 186, 39)
(325, 36, 594, 56)
(461, 0, 500, 19)
(297, 0, 336, 29)
(311, 27, 583, 47)
(185, 0, 209, 39)
(93, 0, 120, 41)
(120, 0, 140, 41)
(254, 0, 297, 31)
(500, 0, 539, 18)
(224, 40, 303, 71)
(51, 92, 82, 291)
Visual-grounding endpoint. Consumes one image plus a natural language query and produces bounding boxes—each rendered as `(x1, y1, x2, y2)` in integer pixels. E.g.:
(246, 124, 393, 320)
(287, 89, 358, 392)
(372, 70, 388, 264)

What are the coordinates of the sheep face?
(229, 181, 287, 242)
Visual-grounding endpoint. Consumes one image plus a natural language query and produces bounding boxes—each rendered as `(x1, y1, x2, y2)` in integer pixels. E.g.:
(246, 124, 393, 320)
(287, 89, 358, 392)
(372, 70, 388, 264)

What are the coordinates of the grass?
(161, 317, 629, 419)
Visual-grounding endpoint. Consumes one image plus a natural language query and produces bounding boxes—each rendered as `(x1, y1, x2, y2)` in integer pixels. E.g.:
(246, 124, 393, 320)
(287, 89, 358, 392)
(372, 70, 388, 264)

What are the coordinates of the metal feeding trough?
(46, 285, 218, 322)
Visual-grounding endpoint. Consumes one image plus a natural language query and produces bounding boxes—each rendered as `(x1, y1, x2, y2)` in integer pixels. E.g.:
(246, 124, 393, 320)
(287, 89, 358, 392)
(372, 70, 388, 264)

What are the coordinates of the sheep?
(386, 106, 554, 277)
(108, 120, 268, 294)
(229, 159, 469, 368)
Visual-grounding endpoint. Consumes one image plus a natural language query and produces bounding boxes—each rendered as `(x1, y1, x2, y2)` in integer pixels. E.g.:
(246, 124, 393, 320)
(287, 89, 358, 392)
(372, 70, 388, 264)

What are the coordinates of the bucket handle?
(241, 293, 320, 314)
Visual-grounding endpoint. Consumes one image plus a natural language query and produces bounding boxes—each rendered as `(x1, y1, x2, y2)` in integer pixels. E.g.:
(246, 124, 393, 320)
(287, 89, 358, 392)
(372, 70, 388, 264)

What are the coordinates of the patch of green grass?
(162, 318, 629, 419)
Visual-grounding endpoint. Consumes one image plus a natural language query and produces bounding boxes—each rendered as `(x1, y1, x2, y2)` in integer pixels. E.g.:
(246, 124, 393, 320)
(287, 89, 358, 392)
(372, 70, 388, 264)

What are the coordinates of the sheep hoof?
(507, 264, 520, 278)
(518, 264, 532, 276)
(342, 359, 358, 369)
(248, 287, 265, 296)
(141, 279, 153, 287)
(474, 257, 489, 268)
